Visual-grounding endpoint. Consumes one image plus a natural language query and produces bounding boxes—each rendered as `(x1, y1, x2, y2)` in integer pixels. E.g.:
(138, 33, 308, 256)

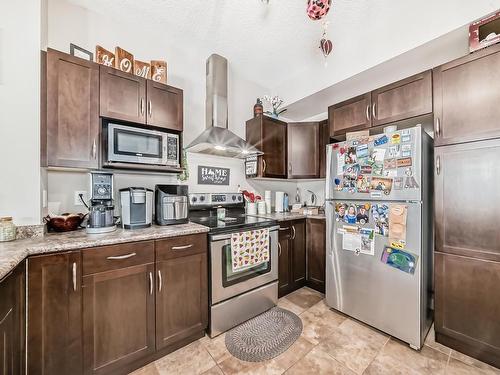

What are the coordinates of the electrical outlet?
(74, 191, 88, 206)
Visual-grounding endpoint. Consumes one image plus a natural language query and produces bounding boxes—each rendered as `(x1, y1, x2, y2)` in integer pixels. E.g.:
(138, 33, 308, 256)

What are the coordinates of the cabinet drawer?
(156, 233, 207, 261)
(82, 241, 154, 275)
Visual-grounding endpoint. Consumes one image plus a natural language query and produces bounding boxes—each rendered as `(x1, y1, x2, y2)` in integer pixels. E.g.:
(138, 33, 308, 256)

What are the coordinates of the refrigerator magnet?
(394, 177, 404, 190)
(356, 203, 371, 224)
(397, 157, 412, 168)
(356, 176, 370, 193)
(356, 144, 369, 158)
(381, 247, 418, 275)
(390, 133, 401, 144)
(388, 145, 400, 158)
(372, 204, 389, 236)
(374, 135, 389, 146)
(401, 144, 412, 157)
(401, 130, 412, 143)
(360, 228, 375, 255)
(370, 177, 393, 195)
(345, 147, 357, 164)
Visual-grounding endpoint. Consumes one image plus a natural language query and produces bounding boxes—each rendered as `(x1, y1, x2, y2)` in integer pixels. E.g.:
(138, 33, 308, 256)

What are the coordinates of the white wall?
(0, 1, 43, 225)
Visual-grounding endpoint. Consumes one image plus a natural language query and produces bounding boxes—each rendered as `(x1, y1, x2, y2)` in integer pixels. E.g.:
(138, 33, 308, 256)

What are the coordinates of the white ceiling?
(70, 0, 500, 109)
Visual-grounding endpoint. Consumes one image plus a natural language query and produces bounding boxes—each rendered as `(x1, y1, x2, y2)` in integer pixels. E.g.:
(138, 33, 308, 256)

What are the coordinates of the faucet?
(306, 190, 317, 207)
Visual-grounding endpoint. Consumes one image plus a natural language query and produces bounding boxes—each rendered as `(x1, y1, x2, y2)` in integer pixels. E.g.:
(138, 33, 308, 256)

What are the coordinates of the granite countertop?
(0, 222, 209, 281)
(253, 212, 326, 222)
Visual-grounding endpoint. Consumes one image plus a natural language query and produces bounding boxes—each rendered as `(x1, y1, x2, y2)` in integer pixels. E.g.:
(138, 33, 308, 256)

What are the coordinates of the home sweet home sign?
(197, 166, 230, 185)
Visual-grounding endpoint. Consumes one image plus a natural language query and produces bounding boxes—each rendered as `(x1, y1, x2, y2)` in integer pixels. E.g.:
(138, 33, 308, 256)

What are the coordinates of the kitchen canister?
(275, 192, 285, 213)
(265, 190, 272, 214)
(257, 201, 267, 215)
(246, 203, 257, 215)
(0, 216, 16, 242)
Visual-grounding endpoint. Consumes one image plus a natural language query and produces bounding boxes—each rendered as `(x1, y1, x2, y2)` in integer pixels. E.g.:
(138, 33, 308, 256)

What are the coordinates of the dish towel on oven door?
(231, 228, 270, 272)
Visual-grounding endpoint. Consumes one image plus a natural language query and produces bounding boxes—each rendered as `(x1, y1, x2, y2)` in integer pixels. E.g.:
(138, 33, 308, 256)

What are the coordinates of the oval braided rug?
(224, 307, 303, 362)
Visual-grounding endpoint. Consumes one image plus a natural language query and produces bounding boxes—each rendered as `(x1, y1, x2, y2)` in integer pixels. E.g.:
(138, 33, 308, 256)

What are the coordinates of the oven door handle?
(210, 225, 279, 241)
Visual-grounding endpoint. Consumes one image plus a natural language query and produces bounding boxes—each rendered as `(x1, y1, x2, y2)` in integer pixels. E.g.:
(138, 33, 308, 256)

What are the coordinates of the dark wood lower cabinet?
(155, 234, 208, 350)
(306, 218, 326, 293)
(82, 261, 156, 375)
(28, 252, 82, 375)
(278, 220, 306, 297)
(0, 262, 24, 375)
(435, 252, 500, 368)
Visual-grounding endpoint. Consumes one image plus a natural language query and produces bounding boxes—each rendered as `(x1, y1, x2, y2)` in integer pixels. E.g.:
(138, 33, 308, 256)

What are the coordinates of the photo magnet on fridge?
(370, 177, 393, 195)
(335, 203, 348, 222)
(356, 175, 370, 193)
(344, 204, 358, 224)
(372, 204, 389, 236)
(345, 147, 357, 164)
(381, 247, 418, 275)
(356, 203, 371, 224)
(356, 144, 369, 158)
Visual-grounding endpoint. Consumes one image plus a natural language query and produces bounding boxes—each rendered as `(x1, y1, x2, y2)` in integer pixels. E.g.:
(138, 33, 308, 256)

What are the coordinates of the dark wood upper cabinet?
(246, 116, 288, 178)
(306, 218, 326, 293)
(0, 263, 24, 375)
(278, 220, 306, 297)
(278, 226, 292, 298)
(434, 139, 500, 263)
(319, 120, 329, 178)
(433, 44, 500, 146)
(45, 48, 99, 169)
(28, 252, 82, 375)
(328, 93, 371, 137)
(155, 234, 208, 350)
(146, 80, 183, 131)
(291, 219, 306, 289)
(435, 252, 500, 368)
(371, 70, 432, 126)
(99, 65, 147, 124)
(82, 242, 155, 375)
(288, 122, 320, 178)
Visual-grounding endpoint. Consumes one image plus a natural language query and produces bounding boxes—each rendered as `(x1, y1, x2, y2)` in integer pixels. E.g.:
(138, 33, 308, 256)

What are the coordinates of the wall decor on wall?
(69, 43, 93, 61)
(134, 60, 151, 79)
(306, 0, 334, 63)
(151, 60, 167, 84)
(198, 166, 230, 185)
(115, 46, 134, 73)
(95, 45, 115, 66)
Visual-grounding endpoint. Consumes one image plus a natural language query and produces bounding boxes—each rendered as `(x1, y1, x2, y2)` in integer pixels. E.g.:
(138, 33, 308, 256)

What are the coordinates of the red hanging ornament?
(306, 0, 332, 21)
(320, 38, 333, 58)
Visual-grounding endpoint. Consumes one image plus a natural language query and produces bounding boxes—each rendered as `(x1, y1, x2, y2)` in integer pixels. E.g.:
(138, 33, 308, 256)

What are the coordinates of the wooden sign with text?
(134, 60, 151, 79)
(95, 45, 115, 67)
(115, 46, 134, 73)
(151, 60, 167, 84)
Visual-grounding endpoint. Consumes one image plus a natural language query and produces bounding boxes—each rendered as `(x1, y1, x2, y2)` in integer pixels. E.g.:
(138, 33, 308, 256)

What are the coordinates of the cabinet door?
(278, 224, 292, 298)
(435, 252, 500, 368)
(291, 220, 306, 289)
(288, 123, 319, 179)
(156, 248, 207, 350)
(319, 120, 330, 179)
(83, 263, 155, 375)
(146, 80, 183, 131)
(306, 218, 326, 293)
(28, 252, 82, 375)
(435, 139, 500, 262)
(46, 49, 99, 168)
(434, 44, 500, 146)
(99, 66, 147, 124)
(371, 70, 432, 126)
(261, 117, 288, 178)
(328, 93, 371, 137)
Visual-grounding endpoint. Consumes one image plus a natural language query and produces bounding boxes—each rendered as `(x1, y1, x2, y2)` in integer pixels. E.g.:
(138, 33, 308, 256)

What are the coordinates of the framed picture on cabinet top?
(69, 43, 93, 61)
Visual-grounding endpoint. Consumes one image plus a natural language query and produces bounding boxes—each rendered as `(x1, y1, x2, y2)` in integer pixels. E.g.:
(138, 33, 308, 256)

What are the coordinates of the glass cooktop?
(189, 214, 276, 234)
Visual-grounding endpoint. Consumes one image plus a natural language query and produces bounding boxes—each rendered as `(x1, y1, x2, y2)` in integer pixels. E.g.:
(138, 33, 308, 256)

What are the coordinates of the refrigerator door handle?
(325, 146, 333, 200)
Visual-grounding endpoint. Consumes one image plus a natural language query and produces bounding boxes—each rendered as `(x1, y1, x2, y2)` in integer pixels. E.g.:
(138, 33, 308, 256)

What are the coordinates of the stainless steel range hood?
(185, 54, 263, 158)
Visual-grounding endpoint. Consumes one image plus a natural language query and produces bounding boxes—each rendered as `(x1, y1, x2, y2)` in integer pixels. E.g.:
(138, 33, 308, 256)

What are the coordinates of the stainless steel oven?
(209, 225, 279, 337)
(104, 122, 179, 168)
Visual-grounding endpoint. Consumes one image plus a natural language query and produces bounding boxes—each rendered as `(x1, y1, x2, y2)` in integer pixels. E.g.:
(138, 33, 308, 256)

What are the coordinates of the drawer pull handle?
(279, 227, 290, 231)
(106, 252, 136, 260)
(72, 262, 77, 292)
(278, 242, 282, 256)
(291, 225, 296, 240)
(158, 270, 163, 292)
(172, 244, 193, 250)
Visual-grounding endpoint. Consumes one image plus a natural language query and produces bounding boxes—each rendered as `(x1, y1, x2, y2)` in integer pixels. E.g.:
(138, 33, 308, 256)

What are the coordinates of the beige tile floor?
(130, 287, 500, 375)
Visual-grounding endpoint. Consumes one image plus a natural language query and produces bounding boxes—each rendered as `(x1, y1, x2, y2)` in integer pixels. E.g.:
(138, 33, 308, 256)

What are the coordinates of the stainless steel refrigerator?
(325, 125, 433, 349)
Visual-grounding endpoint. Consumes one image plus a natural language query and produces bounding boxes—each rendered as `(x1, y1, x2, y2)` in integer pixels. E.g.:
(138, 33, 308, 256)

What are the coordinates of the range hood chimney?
(185, 54, 263, 158)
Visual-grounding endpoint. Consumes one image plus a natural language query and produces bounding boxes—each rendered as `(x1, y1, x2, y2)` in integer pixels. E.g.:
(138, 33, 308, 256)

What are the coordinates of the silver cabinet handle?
(291, 225, 296, 240)
(72, 262, 77, 292)
(436, 117, 441, 137)
(436, 156, 441, 175)
(278, 242, 282, 257)
(140, 98, 145, 115)
(279, 227, 290, 231)
(288, 162, 292, 175)
(92, 139, 97, 159)
(106, 252, 136, 260)
(148, 100, 152, 117)
(262, 159, 267, 174)
(365, 104, 370, 122)
(372, 103, 377, 120)
(158, 270, 162, 292)
(172, 244, 193, 250)
(149, 272, 153, 295)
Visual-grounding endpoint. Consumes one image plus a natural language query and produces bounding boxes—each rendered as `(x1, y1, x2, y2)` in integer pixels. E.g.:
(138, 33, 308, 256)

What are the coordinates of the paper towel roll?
(275, 192, 284, 213)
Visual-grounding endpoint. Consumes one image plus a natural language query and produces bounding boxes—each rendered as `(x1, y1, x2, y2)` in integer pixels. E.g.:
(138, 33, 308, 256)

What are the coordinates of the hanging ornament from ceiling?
(319, 20, 333, 65)
(306, 0, 332, 20)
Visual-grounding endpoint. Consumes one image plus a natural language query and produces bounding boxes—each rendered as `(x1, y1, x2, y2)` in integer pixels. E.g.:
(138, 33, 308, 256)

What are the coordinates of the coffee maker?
(120, 187, 153, 229)
(86, 172, 117, 234)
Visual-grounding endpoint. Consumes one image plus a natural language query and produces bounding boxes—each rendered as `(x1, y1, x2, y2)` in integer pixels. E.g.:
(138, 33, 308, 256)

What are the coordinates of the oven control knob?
(237, 196, 242, 201)
(200, 196, 205, 202)
(192, 196, 197, 203)
(232, 195, 236, 201)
